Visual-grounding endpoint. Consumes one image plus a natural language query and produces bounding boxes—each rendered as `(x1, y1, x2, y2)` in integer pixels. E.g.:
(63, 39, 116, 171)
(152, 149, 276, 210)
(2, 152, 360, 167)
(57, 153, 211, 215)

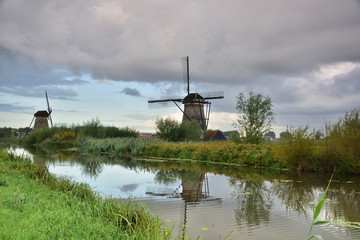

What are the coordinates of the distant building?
(140, 133, 154, 138)
(203, 130, 227, 141)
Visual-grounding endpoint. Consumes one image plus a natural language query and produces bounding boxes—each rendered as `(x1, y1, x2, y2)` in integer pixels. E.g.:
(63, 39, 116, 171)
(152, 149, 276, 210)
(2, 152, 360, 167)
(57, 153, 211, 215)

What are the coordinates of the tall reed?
(307, 169, 360, 239)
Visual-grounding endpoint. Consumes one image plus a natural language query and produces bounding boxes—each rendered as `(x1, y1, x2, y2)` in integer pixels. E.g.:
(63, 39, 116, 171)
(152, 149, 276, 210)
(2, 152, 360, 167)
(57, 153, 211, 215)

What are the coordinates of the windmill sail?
(45, 91, 53, 127)
(148, 56, 224, 131)
(181, 56, 190, 94)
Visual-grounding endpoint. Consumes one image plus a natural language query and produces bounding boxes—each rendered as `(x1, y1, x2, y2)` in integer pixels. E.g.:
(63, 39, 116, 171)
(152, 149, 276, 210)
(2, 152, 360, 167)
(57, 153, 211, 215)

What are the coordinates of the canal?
(9, 147, 360, 239)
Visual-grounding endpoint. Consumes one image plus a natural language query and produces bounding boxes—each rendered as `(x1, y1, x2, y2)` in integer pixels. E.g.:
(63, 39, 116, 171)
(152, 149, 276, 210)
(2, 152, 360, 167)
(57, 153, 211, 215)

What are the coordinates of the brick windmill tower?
(27, 91, 53, 133)
(148, 57, 224, 131)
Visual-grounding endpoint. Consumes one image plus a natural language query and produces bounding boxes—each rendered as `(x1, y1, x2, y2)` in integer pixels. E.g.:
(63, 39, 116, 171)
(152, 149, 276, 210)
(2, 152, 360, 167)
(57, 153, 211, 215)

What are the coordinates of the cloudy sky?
(1, 0, 360, 136)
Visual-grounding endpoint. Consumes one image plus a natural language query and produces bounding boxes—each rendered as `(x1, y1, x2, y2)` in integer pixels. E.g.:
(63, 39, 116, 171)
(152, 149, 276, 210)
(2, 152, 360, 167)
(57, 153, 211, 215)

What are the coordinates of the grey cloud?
(1, 0, 360, 130)
(330, 66, 360, 97)
(0, 86, 78, 100)
(0, 103, 31, 112)
(1, 0, 359, 85)
(120, 87, 141, 97)
(0, 47, 88, 98)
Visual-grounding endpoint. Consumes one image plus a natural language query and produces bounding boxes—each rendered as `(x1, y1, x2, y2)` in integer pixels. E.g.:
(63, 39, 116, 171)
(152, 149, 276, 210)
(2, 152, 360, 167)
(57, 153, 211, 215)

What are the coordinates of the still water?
(9, 147, 360, 239)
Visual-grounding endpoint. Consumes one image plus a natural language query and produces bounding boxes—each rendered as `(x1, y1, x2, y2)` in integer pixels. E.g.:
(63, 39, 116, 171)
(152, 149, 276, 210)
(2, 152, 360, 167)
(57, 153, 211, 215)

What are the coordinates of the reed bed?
(79, 137, 164, 156)
(143, 141, 277, 167)
(272, 109, 360, 173)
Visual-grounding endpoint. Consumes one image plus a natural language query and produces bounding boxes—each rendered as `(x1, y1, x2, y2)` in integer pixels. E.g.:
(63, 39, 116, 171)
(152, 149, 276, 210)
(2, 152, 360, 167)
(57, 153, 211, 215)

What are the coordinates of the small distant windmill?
(148, 57, 224, 131)
(27, 91, 53, 133)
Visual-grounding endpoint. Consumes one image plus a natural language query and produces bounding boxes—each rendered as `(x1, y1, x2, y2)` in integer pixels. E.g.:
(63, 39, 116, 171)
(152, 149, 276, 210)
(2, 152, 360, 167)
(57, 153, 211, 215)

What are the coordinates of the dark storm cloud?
(120, 87, 141, 97)
(330, 66, 360, 97)
(1, 0, 359, 85)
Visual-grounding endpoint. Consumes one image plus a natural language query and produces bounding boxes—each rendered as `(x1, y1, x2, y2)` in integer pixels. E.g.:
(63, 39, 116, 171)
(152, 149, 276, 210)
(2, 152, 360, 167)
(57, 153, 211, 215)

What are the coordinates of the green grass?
(0, 151, 172, 239)
(0, 174, 126, 239)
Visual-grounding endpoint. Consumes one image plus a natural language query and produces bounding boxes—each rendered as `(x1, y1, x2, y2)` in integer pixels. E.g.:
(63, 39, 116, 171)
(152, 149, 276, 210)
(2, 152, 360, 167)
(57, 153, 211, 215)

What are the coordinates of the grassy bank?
(0, 151, 172, 239)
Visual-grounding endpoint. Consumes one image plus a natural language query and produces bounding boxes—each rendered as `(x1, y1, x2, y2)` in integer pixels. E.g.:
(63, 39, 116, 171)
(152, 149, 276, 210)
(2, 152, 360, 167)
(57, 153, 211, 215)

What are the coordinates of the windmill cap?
(182, 93, 205, 104)
(34, 110, 50, 117)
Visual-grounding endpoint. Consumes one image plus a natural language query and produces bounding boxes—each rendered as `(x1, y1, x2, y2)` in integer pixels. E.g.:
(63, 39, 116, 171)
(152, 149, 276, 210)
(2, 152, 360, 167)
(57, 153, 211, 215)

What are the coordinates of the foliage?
(234, 91, 275, 144)
(280, 131, 290, 139)
(20, 126, 69, 146)
(102, 126, 139, 138)
(18, 118, 139, 148)
(178, 121, 202, 141)
(323, 108, 360, 173)
(76, 118, 103, 138)
(155, 117, 201, 142)
(155, 117, 181, 141)
(53, 130, 76, 141)
(0, 127, 15, 149)
(143, 142, 277, 167)
(222, 130, 239, 138)
(272, 126, 319, 170)
(0, 127, 13, 138)
(265, 131, 276, 139)
(272, 109, 360, 173)
(79, 137, 163, 156)
(307, 169, 360, 240)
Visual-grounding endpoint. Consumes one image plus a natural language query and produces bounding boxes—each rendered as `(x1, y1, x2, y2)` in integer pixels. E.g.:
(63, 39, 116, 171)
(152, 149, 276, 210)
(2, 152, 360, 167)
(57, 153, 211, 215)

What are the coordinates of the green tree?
(155, 118, 201, 142)
(265, 131, 276, 139)
(178, 121, 201, 141)
(222, 130, 239, 138)
(155, 117, 180, 141)
(234, 91, 274, 144)
(280, 131, 290, 139)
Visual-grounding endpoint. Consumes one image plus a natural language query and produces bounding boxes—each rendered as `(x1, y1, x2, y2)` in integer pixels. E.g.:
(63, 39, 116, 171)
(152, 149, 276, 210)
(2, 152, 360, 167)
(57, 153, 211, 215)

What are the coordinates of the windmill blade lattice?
(45, 91, 53, 127)
(147, 56, 224, 131)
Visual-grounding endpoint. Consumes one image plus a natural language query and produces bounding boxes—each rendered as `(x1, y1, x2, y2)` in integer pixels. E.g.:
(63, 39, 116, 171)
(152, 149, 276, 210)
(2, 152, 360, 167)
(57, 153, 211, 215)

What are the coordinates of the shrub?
(103, 126, 139, 138)
(325, 108, 360, 173)
(21, 126, 70, 145)
(155, 117, 201, 142)
(77, 118, 103, 138)
(272, 126, 318, 170)
(53, 130, 76, 141)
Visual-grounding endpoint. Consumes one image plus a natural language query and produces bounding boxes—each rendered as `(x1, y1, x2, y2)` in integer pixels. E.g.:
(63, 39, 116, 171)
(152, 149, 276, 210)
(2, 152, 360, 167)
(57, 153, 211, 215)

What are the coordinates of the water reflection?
(229, 178, 272, 228)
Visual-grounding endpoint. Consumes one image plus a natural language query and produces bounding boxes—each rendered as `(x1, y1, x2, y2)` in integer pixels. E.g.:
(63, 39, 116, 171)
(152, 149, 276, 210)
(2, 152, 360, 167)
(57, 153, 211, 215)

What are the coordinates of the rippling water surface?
(9, 147, 360, 239)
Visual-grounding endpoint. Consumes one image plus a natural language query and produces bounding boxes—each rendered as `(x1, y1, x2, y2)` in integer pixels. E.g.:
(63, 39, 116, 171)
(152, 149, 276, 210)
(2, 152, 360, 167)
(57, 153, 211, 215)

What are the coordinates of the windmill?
(148, 57, 224, 131)
(27, 91, 53, 133)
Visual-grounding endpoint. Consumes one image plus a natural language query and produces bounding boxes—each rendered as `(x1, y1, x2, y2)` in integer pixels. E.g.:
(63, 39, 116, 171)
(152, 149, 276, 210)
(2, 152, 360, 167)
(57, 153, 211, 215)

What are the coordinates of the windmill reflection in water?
(146, 172, 222, 237)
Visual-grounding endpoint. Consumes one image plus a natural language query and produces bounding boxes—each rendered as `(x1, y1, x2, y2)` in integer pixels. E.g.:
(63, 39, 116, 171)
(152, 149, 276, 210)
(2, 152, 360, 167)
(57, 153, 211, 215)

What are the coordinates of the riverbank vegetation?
(273, 108, 360, 173)
(155, 117, 201, 142)
(0, 150, 172, 239)
(15, 118, 139, 150)
(5, 103, 360, 174)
